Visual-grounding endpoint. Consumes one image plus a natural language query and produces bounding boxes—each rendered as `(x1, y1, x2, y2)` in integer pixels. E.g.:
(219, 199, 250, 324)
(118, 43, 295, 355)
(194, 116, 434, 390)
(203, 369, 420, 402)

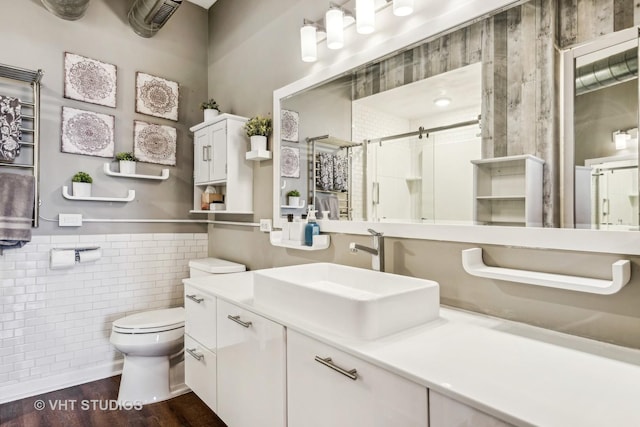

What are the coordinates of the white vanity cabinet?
(184, 285, 217, 411)
(216, 299, 286, 427)
(429, 391, 515, 427)
(190, 114, 253, 213)
(287, 330, 428, 427)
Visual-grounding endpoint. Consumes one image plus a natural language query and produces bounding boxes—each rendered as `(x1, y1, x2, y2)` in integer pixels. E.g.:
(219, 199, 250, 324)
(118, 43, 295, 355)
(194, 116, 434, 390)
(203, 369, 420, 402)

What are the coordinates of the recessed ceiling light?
(434, 97, 451, 107)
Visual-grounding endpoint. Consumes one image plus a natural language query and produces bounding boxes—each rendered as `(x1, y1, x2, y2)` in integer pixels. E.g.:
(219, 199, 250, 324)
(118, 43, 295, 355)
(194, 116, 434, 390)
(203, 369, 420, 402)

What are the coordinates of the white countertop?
(184, 271, 640, 427)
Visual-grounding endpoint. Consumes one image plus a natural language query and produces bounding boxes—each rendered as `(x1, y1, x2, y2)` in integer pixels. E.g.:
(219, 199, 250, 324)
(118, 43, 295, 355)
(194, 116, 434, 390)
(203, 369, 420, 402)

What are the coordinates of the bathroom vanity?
(183, 266, 640, 427)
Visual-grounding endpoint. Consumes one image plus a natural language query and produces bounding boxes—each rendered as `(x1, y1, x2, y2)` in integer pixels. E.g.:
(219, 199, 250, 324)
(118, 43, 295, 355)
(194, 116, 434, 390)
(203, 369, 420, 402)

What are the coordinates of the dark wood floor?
(0, 376, 227, 427)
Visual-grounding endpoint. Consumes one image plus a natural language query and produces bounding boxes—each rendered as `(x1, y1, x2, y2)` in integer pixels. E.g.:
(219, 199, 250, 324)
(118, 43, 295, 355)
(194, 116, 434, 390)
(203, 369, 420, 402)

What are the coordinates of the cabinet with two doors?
(184, 287, 514, 427)
(189, 114, 253, 214)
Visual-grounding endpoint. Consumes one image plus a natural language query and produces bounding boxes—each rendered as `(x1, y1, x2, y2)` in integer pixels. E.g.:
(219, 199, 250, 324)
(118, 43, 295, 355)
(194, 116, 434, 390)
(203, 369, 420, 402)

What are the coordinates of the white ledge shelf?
(281, 200, 306, 209)
(62, 186, 136, 202)
(269, 230, 330, 251)
(246, 149, 272, 161)
(103, 163, 170, 180)
(461, 247, 631, 295)
(189, 210, 254, 214)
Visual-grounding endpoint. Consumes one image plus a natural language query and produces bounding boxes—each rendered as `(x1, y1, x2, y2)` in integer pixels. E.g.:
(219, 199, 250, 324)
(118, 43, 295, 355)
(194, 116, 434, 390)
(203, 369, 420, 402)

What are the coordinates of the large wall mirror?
(273, 0, 640, 254)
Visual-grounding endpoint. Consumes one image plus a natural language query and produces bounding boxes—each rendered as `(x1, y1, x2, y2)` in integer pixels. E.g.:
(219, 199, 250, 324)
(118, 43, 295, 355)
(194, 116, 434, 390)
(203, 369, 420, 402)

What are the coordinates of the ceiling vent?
(128, 0, 183, 38)
(40, 0, 91, 20)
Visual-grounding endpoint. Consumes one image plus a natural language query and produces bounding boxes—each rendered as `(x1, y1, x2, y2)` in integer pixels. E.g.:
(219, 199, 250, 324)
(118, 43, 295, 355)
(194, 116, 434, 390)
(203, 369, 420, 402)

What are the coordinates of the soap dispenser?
(304, 209, 320, 246)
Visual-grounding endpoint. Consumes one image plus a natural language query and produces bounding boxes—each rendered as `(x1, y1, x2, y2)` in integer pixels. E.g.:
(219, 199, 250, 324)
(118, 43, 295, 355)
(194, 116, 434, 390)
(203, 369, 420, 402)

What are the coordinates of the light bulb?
(300, 24, 317, 62)
(393, 0, 414, 16)
(434, 97, 451, 107)
(356, 0, 375, 34)
(326, 8, 344, 50)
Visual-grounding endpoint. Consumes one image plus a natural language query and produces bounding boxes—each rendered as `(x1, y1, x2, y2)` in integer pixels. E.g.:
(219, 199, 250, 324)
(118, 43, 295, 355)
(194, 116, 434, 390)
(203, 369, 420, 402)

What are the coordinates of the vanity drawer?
(287, 330, 428, 427)
(184, 285, 216, 350)
(184, 334, 217, 412)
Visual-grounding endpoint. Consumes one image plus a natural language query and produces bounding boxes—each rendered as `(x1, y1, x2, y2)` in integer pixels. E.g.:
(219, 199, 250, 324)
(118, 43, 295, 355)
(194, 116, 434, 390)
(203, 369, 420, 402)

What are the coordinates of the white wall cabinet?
(190, 114, 253, 214)
(287, 330, 428, 427)
(471, 155, 544, 227)
(429, 390, 514, 427)
(184, 285, 217, 411)
(216, 299, 286, 427)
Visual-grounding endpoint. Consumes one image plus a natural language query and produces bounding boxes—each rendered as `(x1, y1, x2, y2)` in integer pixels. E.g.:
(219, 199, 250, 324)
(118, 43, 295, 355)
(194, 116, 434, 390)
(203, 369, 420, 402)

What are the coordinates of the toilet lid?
(189, 257, 246, 274)
(113, 307, 184, 332)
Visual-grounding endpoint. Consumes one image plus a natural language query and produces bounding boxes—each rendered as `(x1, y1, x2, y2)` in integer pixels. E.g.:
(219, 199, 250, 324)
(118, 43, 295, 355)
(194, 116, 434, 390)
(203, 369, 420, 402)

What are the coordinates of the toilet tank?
(189, 258, 246, 277)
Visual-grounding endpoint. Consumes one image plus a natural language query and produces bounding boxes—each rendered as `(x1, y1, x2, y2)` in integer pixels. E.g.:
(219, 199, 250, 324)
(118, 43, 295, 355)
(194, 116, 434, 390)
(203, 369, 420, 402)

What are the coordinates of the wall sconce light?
(326, 4, 345, 50)
(392, 0, 414, 16)
(300, 19, 324, 62)
(356, 0, 376, 34)
(614, 130, 630, 150)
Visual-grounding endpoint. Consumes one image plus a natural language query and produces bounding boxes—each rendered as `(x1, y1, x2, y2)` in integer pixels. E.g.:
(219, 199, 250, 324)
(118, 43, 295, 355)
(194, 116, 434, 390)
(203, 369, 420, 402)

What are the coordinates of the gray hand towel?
(0, 172, 35, 253)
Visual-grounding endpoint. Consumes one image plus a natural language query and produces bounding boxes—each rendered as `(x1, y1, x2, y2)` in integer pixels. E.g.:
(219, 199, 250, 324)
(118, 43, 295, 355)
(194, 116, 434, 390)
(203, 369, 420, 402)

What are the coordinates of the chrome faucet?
(349, 229, 385, 272)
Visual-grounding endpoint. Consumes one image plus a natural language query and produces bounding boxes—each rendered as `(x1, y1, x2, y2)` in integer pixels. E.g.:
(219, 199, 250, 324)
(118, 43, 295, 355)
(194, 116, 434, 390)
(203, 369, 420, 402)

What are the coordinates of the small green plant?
(245, 115, 272, 137)
(72, 171, 92, 183)
(200, 98, 220, 111)
(115, 152, 138, 161)
(286, 189, 300, 197)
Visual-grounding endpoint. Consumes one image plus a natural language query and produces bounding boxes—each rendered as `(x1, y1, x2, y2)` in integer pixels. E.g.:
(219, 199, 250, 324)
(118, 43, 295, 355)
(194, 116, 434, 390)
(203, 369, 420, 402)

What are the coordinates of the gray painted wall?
(2, 0, 208, 234)
(207, 0, 640, 349)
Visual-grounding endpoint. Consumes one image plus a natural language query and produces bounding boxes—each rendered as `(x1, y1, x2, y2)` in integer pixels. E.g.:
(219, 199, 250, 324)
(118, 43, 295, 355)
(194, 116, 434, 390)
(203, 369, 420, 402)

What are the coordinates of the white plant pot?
(288, 196, 300, 207)
(119, 160, 136, 175)
(204, 109, 219, 121)
(72, 182, 92, 197)
(250, 135, 267, 151)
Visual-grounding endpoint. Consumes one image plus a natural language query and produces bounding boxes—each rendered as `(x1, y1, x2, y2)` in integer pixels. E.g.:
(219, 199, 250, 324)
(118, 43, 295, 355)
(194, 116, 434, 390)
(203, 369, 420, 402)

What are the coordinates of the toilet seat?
(112, 307, 184, 334)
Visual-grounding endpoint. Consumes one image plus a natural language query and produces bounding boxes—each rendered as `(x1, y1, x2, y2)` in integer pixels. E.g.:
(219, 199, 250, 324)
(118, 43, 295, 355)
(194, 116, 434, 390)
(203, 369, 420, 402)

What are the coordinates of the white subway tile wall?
(0, 233, 207, 398)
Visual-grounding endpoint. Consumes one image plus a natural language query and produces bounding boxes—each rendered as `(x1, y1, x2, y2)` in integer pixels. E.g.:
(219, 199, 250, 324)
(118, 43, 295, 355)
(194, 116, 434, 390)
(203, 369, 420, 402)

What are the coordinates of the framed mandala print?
(281, 109, 299, 142)
(135, 72, 179, 121)
(133, 120, 177, 166)
(280, 146, 300, 178)
(64, 53, 117, 108)
(61, 107, 114, 158)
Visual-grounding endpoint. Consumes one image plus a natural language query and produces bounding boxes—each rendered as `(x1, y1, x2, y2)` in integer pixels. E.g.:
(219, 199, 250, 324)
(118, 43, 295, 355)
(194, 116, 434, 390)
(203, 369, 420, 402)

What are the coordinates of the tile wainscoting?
(0, 233, 208, 403)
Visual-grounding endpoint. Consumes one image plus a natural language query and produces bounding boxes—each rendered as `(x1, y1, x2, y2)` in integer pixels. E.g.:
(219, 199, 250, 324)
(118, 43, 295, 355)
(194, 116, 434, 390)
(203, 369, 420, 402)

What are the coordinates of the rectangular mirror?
(273, 0, 640, 254)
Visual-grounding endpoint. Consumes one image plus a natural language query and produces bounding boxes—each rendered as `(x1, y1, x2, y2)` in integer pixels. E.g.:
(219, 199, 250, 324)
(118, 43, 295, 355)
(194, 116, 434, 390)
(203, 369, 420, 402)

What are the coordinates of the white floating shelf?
(103, 163, 170, 180)
(246, 150, 272, 161)
(269, 231, 330, 251)
(189, 210, 254, 214)
(281, 200, 306, 209)
(461, 247, 631, 295)
(62, 186, 135, 202)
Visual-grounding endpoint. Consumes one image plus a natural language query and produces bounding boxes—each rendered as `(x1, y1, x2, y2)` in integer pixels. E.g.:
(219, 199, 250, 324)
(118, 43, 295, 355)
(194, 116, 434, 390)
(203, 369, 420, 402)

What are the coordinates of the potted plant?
(286, 189, 300, 207)
(72, 171, 93, 197)
(245, 115, 272, 151)
(201, 99, 220, 122)
(116, 152, 138, 175)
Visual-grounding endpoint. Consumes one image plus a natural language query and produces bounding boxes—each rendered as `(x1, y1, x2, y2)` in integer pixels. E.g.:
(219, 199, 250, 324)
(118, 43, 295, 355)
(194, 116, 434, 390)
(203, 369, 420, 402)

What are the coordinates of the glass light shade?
(434, 97, 451, 107)
(614, 131, 628, 150)
(356, 0, 375, 34)
(393, 0, 414, 16)
(326, 8, 344, 50)
(300, 25, 318, 62)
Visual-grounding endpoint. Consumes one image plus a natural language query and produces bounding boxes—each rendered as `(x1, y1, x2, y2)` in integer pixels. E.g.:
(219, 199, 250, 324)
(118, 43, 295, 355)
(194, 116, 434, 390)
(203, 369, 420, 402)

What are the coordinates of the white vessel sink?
(253, 263, 439, 340)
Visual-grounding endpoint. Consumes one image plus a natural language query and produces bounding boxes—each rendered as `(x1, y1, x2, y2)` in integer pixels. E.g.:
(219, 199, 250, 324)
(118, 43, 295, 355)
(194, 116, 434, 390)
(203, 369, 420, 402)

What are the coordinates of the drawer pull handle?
(186, 347, 204, 361)
(186, 294, 204, 303)
(228, 315, 252, 328)
(314, 356, 358, 380)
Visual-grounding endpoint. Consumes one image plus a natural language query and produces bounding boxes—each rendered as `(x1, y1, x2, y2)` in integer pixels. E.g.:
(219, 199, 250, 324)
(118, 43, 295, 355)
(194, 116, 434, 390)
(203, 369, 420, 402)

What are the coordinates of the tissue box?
(202, 193, 224, 203)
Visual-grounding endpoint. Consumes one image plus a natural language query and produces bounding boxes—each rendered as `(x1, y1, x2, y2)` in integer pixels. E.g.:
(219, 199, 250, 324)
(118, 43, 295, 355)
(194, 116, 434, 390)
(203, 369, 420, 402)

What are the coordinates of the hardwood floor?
(0, 376, 227, 427)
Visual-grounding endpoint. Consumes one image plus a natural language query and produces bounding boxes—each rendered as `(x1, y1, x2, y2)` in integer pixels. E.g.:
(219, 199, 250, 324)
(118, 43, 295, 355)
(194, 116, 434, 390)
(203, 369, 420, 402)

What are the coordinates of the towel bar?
(461, 248, 631, 295)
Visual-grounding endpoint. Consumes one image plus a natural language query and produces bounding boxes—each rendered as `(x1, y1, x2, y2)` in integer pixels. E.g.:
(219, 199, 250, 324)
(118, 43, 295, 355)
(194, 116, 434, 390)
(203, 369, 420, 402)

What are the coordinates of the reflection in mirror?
(573, 36, 639, 230)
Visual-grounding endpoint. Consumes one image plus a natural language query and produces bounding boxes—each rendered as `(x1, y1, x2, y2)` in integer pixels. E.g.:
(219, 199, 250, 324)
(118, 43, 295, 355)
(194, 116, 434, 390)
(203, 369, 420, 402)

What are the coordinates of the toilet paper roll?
(78, 249, 101, 263)
(50, 249, 76, 269)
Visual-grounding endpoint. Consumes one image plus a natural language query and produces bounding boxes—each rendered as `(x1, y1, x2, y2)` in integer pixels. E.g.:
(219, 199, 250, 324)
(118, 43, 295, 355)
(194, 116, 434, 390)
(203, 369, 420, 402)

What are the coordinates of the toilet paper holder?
(50, 247, 101, 268)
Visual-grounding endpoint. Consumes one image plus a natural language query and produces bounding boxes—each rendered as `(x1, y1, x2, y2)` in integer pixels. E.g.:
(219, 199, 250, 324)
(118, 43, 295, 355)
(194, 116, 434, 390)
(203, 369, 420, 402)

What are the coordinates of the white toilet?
(110, 257, 246, 405)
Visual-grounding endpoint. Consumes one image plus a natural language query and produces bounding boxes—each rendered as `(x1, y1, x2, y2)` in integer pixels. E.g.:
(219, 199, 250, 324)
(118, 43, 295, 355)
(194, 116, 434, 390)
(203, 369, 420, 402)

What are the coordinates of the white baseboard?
(0, 360, 124, 404)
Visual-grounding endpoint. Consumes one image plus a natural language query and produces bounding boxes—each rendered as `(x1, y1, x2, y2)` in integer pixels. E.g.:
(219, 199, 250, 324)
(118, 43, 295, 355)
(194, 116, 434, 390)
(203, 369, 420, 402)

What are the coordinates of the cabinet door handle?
(186, 294, 204, 303)
(186, 347, 204, 361)
(314, 356, 358, 380)
(227, 315, 252, 328)
(202, 145, 208, 162)
(208, 144, 213, 162)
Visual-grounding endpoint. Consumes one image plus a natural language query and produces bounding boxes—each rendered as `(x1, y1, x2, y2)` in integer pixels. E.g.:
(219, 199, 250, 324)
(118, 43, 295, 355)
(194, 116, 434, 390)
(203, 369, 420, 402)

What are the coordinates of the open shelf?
(62, 186, 135, 202)
(269, 231, 330, 251)
(189, 210, 254, 214)
(246, 150, 272, 161)
(103, 163, 170, 180)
